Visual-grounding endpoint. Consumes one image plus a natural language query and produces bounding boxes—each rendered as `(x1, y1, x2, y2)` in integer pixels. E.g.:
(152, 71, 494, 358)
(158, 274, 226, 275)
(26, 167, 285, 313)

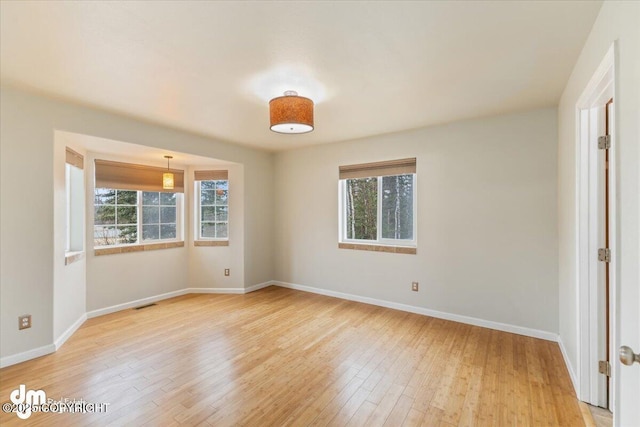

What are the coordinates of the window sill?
(338, 242, 416, 255)
(65, 251, 85, 265)
(194, 240, 229, 247)
(94, 241, 184, 256)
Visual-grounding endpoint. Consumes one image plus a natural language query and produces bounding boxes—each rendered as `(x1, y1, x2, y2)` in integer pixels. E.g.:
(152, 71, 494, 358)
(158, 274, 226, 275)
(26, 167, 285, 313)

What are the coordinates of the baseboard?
(87, 282, 275, 318)
(0, 344, 56, 369)
(274, 281, 559, 342)
(187, 287, 245, 294)
(54, 313, 87, 350)
(558, 335, 579, 396)
(86, 289, 189, 318)
(244, 280, 276, 293)
(187, 281, 275, 295)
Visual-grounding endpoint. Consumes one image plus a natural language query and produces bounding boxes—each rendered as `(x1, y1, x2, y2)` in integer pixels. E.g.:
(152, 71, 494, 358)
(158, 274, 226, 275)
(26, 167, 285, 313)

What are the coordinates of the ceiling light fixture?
(269, 90, 314, 134)
(163, 155, 174, 190)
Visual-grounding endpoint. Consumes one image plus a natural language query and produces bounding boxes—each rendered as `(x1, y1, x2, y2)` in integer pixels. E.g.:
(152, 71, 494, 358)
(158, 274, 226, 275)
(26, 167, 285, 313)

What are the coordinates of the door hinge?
(598, 135, 611, 149)
(598, 248, 611, 262)
(599, 360, 611, 377)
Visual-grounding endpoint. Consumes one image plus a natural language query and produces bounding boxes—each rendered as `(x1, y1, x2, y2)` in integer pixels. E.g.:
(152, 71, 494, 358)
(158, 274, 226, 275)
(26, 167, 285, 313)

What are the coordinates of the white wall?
(274, 108, 559, 334)
(0, 86, 274, 361)
(1, 89, 55, 360)
(557, 1, 639, 424)
(53, 136, 86, 342)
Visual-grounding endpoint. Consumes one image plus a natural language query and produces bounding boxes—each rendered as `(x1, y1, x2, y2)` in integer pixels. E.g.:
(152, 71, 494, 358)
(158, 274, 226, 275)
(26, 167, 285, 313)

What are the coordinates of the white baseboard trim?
(187, 281, 275, 295)
(187, 287, 245, 294)
(244, 280, 276, 293)
(558, 335, 579, 395)
(86, 289, 189, 319)
(274, 281, 559, 342)
(0, 344, 56, 369)
(54, 313, 87, 350)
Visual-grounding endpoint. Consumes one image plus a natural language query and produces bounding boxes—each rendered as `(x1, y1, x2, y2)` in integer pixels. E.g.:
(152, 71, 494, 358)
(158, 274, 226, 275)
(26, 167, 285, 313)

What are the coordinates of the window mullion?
(377, 177, 382, 243)
(196, 182, 201, 240)
(137, 191, 142, 244)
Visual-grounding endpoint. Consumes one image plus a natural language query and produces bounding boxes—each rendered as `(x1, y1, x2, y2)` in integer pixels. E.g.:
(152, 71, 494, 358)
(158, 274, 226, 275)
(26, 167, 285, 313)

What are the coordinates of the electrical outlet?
(411, 282, 419, 292)
(18, 314, 31, 330)
(224, 268, 230, 276)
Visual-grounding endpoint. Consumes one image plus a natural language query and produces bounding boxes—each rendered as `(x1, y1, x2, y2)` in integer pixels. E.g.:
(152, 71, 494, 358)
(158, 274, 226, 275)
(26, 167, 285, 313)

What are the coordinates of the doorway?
(576, 45, 615, 413)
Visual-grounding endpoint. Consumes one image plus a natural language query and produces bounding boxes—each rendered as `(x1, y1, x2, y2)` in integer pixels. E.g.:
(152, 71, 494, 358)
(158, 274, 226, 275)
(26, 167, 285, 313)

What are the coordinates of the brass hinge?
(599, 360, 611, 377)
(598, 248, 611, 263)
(598, 135, 611, 149)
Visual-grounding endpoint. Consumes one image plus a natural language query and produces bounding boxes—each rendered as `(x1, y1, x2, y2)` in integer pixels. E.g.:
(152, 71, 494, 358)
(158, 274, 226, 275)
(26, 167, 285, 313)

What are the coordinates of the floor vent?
(134, 303, 157, 310)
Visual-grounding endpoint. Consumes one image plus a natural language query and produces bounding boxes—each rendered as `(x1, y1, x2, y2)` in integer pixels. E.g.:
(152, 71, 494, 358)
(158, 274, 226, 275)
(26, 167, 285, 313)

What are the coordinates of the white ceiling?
(1, 1, 602, 152)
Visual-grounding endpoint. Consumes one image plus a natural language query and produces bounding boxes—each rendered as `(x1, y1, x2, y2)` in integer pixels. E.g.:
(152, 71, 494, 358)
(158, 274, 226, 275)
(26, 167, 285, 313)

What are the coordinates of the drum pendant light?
(269, 90, 314, 134)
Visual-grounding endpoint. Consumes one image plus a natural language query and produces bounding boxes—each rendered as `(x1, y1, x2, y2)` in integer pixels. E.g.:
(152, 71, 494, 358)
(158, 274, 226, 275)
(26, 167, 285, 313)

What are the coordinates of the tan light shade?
(162, 155, 174, 190)
(269, 91, 314, 134)
(163, 172, 174, 190)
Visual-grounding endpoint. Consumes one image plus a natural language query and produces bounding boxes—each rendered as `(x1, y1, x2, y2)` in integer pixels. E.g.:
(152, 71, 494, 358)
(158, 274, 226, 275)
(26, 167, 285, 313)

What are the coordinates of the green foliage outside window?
(345, 174, 414, 242)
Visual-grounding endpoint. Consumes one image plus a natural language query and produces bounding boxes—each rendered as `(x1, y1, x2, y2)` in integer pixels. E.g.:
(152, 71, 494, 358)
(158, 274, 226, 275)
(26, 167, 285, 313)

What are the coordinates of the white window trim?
(194, 180, 229, 242)
(338, 174, 417, 248)
(93, 190, 183, 249)
(65, 163, 72, 253)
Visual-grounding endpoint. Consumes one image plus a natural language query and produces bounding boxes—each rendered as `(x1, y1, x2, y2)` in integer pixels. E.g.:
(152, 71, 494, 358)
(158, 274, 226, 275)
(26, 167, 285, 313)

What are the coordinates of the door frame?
(575, 43, 616, 409)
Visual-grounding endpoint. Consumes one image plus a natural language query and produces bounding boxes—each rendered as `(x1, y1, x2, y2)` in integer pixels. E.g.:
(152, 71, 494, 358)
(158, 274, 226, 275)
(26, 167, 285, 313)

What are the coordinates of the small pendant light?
(163, 155, 174, 190)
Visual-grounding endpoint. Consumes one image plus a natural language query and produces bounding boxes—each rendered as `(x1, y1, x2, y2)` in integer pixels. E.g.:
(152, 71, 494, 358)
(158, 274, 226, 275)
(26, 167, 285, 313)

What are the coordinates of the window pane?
(95, 188, 115, 205)
(116, 225, 137, 244)
(201, 223, 216, 238)
(95, 206, 115, 225)
(381, 175, 414, 240)
(117, 206, 137, 224)
(201, 181, 216, 190)
(160, 192, 176, 205)
(94, 226, 116, 246)
(142, 224, 159, 240)
(160, 206, 176, 223)
(142, 206, 159, 224)
(215, 206, 228, 221)
(201, 189, 216, 205)
(202, 206, 216, 221)
(215, 222, 228, 238)
(215, 189, 228, 205)
(116, 190, 137, 205)
(345, 177, 378, 240)
(142, 191, 160, 205)
(161, 224, 177, 239)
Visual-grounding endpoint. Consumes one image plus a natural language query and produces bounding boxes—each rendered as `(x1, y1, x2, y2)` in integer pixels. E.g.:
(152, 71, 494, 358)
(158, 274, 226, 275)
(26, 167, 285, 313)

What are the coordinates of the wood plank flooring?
(0, 287, 585, 426)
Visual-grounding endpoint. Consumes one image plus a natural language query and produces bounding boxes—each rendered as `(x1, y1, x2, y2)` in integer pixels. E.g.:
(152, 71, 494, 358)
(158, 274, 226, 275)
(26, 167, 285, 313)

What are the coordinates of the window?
(93, 159, 184, 249)
(339, 158, 416, 251)
(65, 147, 85, 259)
(94, 189, 182, 247)
(194, 170, 229, 242)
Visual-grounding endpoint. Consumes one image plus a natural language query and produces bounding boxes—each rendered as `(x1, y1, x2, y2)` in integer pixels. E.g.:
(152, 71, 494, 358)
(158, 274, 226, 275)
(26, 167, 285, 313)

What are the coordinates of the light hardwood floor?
(0, 287, 585, 426)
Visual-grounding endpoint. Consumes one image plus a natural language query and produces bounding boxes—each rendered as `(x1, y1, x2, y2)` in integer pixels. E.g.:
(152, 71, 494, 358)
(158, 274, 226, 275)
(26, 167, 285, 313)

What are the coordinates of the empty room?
(0, 1, 638, 426)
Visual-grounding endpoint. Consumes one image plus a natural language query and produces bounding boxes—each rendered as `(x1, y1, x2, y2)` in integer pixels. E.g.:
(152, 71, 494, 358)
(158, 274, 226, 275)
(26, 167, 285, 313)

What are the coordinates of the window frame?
(93, 189, 183, 249)
(195, 179, 229, 242)
(65, 147, 85, 264)
(65, 163, 72, 253)
(339, 173, 417, 248)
